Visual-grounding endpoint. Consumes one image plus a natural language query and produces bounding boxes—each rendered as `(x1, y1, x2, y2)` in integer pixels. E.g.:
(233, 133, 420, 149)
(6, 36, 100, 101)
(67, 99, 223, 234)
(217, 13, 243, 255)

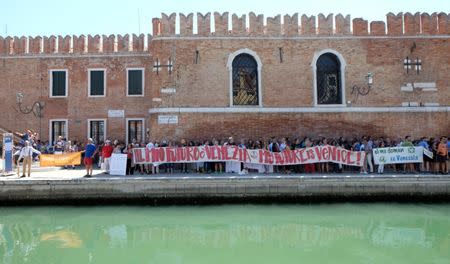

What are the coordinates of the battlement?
(0, 34, 149, 56)
(151, 12, 450, 37)
(0, 12, 449, 56)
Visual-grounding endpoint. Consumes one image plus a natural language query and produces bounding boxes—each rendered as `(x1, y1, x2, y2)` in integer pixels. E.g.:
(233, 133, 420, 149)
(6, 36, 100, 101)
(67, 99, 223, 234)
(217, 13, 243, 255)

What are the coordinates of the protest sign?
(373, 147, 423, 165)
(132, 145, 365, 167)
(40, 152, 82, 167)
(109, 154, 127, 176)
(423, 148, 433, 159)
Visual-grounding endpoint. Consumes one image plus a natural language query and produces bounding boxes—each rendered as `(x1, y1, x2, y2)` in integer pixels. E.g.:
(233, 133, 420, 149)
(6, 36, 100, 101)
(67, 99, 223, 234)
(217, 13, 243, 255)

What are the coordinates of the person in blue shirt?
(83, 138, 97, 177)
(419, 137, 431, 173)
(447, 139, 450, 154)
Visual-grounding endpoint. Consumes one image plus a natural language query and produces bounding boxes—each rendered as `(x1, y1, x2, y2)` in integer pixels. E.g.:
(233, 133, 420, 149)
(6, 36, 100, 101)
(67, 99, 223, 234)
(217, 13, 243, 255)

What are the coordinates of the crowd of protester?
(6, 130, 449, 176)
(94, 135, 449, 176)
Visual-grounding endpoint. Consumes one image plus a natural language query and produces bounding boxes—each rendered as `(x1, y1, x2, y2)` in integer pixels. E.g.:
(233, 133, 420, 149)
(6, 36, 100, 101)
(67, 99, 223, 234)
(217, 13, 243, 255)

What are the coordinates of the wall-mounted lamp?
(351, 72, 373, 103)
(16, 92, 44, 118)
(366, 72, 373, 87)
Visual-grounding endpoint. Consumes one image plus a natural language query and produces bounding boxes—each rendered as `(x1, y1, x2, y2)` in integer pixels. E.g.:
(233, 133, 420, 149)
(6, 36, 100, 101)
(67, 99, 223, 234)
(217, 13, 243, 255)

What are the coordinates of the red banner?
(132, 145, 365, 167)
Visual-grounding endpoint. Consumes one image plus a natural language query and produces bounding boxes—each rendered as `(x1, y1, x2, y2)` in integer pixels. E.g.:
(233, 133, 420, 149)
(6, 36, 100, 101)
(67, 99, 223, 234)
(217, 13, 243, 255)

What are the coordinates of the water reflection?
(0, 205, 448, 264)
(40, 230, 83, 248)
(104, 224, 127, 249)
(371, 224, 431, 248)
(128, 223, 366, 248)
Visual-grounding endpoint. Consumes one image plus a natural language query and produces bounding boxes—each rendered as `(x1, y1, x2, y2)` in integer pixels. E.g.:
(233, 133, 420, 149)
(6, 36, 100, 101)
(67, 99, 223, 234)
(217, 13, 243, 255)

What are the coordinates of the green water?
(0, 204, 449, 264)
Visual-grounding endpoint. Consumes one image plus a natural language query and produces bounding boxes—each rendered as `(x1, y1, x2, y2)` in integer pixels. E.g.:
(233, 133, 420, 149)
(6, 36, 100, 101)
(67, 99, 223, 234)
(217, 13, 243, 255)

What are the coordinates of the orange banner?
(40, 152, 82, 167)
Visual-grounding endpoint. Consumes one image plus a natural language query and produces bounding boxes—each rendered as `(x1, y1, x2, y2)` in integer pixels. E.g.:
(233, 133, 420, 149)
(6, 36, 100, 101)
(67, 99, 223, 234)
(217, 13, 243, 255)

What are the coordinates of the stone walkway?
(1, 166, 449, 181)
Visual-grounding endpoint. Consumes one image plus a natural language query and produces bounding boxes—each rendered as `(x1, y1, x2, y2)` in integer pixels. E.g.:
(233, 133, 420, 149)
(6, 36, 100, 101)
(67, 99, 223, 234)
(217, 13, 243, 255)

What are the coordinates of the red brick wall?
(0, 55, 153, 143)
(149, 37, 448, 107)
(0, 12, 449, 143)
(148, 112, 450, 142)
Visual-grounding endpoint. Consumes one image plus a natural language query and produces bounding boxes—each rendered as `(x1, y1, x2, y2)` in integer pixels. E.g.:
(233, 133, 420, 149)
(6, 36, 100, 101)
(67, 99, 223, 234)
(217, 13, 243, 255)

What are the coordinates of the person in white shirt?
(18, 140, 41, 178)
(146, 140, 159, 174)
(146, 141, 155, 149)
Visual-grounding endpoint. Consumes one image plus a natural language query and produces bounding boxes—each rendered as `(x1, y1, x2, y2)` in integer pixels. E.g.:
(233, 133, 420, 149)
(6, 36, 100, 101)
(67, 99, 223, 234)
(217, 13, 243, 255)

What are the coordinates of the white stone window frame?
(49, 69, 68, 98)
(226, 48, 263, 107)
(87, 118, 107, 143)
(126, 68, 145, 97)
(311, 49, 347, 107)
(125, 118, 145, 145)
(88, 68, 107, 98)
(48, 119, 68, 144)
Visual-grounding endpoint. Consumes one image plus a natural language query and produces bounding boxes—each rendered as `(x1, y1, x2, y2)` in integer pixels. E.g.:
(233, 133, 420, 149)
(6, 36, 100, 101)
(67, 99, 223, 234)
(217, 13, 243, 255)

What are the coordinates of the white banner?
(373, 147, 424, 165)
(109, 154, 127, 176)
(132, 145, 366, 167)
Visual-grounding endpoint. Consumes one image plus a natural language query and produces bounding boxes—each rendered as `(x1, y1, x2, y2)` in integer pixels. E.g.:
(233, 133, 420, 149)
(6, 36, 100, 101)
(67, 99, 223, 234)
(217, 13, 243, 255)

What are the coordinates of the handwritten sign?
(373, 147, 424, 165)
(132, 145, 366, 167)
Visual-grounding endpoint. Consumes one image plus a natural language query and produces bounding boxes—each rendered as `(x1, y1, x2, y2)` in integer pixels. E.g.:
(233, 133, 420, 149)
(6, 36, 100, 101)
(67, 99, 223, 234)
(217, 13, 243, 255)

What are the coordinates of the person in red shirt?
(102, 140, 114, 174)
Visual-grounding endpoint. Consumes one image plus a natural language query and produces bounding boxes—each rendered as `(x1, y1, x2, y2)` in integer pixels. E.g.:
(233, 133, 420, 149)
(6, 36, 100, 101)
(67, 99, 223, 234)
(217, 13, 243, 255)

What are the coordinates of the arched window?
(231, 53, 259, 106)
(316, 53, 342, 105)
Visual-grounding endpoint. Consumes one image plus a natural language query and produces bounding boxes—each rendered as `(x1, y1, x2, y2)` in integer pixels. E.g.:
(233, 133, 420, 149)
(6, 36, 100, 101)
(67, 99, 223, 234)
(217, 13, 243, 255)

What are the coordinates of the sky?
(0, 0, 449, 37)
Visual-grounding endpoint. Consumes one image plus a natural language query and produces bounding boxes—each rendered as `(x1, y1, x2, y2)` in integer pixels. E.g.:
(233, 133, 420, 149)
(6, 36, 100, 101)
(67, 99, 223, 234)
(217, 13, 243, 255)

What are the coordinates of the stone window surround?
(311, 49, 347, 107)
(125, 118, 145, 145)
(87, 68, 107, 97)
(87, 118, 107, 143)
(48, 119, 68, 145)
(49, 69, 68, 98)
(126, 68, 145, 97)
(226, 48, 263, 107)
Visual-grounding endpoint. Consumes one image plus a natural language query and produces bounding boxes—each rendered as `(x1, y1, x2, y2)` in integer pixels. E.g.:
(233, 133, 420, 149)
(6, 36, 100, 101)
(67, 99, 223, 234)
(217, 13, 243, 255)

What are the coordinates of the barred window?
(50, 120, 67, 145)
(232, 54, 258, 106)
(127, 119, 144, 144)
(89, 120, 105, 144)
(316, 53, 342, 105)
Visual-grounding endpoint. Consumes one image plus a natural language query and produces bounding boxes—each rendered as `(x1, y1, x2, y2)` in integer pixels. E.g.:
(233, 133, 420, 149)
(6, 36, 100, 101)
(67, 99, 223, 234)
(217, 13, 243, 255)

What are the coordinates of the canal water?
(0, 204, 449, 264)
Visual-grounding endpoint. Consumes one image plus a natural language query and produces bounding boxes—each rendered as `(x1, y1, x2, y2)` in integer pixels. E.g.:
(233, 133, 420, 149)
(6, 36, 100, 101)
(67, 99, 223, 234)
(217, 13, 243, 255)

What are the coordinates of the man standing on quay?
(84, 138, 97, 178)
(18, 140, 41, 178)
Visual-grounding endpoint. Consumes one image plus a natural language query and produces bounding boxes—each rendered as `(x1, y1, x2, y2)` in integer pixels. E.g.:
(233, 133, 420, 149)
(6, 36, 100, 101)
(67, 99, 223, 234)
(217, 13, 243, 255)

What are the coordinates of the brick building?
(0, 12, 449, 144)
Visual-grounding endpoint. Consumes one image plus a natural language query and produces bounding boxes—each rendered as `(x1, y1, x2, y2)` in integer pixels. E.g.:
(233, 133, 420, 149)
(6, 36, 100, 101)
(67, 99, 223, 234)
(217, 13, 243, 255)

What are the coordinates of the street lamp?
(16, 92, 45, 118)
(350, 72, 373, 103)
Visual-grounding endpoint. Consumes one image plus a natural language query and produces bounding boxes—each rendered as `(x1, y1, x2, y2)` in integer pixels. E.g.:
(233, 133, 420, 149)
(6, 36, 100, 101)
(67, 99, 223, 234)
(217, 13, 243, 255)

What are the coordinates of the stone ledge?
(1, 175, 449, 204)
